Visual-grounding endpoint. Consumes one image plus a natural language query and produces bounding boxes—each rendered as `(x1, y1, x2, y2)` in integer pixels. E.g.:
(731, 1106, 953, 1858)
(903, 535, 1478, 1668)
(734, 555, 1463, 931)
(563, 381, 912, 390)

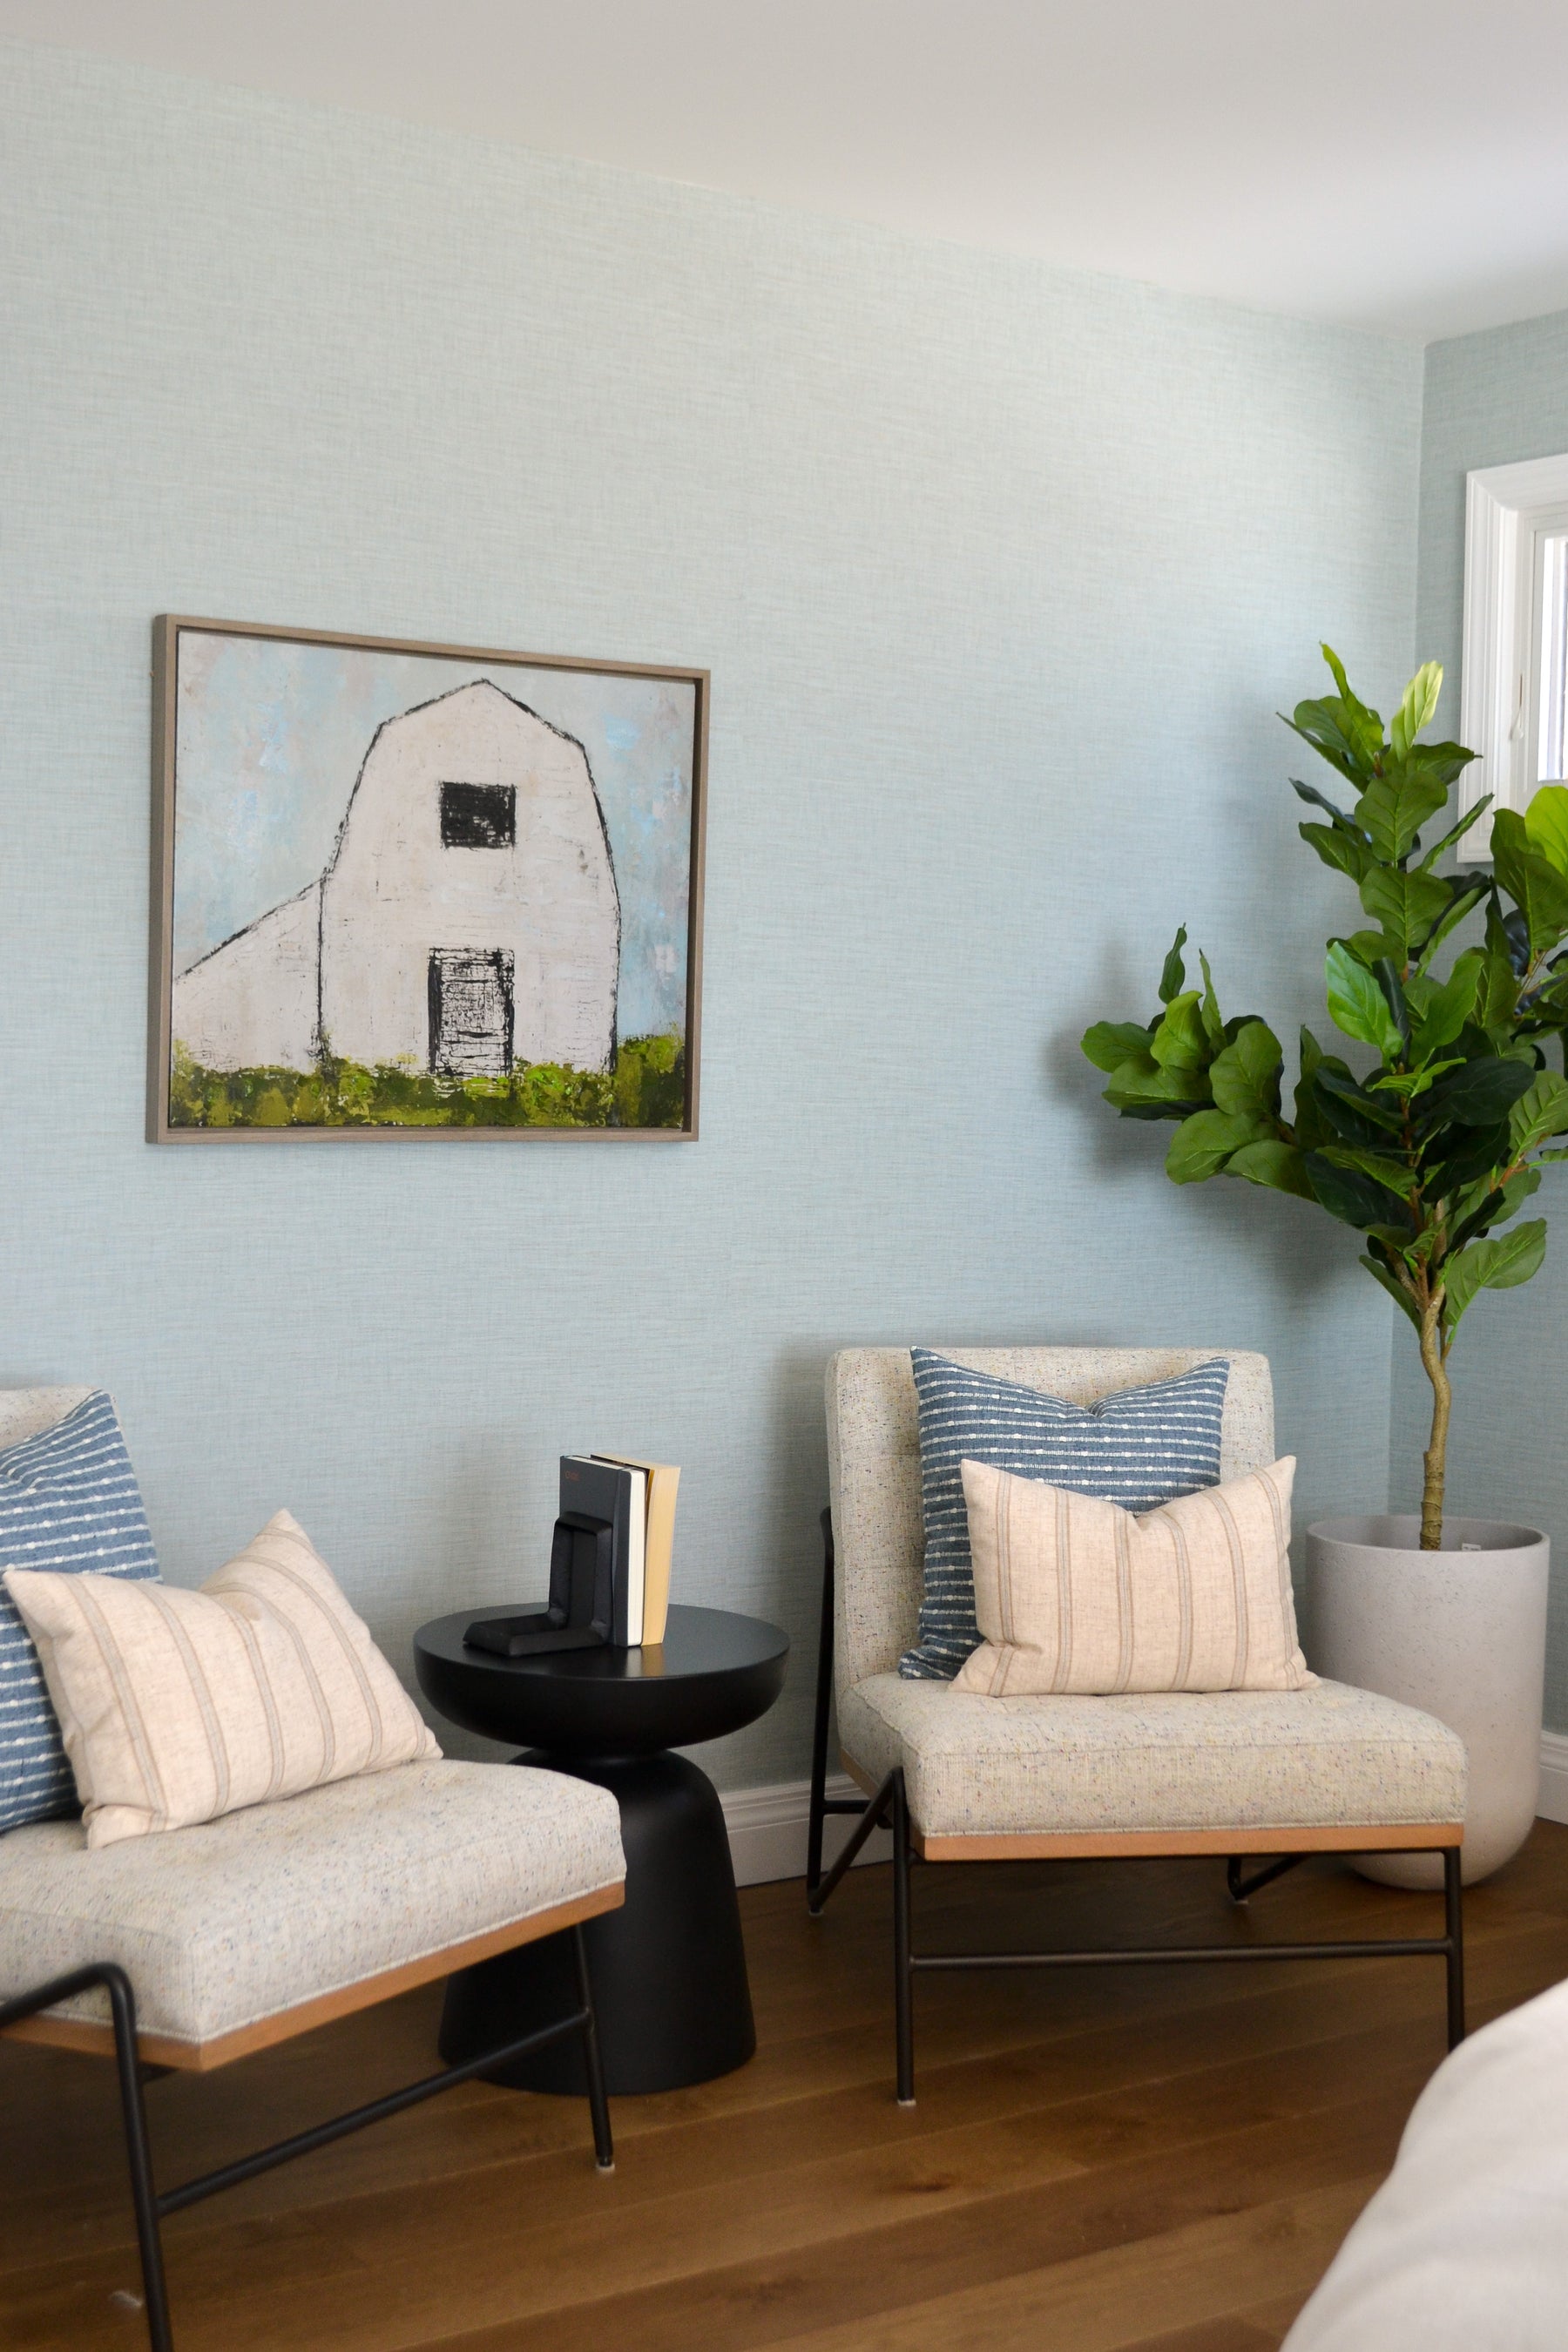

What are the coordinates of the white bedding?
(1284, 1976, 1568, 2349)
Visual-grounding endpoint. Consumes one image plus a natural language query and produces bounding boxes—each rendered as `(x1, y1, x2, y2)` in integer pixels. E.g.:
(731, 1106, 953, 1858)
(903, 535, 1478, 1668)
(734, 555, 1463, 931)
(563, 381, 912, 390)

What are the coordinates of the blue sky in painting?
(172, 631, 695, 1044)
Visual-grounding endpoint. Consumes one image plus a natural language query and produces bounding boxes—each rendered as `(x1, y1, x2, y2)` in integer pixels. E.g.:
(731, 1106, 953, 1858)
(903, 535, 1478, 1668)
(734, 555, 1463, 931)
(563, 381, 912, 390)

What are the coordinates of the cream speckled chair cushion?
(839, 1673, 1466, 1840)
(0, 1759, 625, 2058)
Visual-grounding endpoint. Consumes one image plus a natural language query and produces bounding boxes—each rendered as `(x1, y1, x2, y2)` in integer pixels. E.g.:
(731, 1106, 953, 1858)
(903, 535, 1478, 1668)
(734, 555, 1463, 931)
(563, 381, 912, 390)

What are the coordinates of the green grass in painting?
(169, 1034, 686, 1131)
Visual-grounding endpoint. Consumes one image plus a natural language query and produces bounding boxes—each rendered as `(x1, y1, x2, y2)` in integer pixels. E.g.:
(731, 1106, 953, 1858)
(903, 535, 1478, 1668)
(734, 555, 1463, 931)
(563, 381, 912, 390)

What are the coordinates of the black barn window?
(440, 781, 517, 848)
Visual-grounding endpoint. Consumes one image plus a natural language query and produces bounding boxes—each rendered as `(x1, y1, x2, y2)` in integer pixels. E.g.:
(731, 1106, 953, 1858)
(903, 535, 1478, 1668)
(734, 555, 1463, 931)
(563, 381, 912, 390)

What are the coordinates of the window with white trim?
(1459, 453, 1568, 860)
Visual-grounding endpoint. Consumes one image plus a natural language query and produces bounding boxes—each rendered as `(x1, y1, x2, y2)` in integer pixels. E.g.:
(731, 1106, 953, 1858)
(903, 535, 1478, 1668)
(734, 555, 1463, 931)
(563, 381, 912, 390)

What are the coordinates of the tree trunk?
(1418, 1292, 1450, 1551)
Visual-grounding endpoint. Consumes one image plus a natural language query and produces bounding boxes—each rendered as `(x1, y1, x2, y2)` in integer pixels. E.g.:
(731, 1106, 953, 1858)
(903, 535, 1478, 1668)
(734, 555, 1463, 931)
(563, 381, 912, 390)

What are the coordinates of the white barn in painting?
(172, 683, 620, 1077)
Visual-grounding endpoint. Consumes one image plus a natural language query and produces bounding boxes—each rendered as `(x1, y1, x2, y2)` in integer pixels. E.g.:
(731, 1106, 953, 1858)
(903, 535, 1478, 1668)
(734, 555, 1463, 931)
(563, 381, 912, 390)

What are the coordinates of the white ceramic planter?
(1304, 1515, 1549, 1889)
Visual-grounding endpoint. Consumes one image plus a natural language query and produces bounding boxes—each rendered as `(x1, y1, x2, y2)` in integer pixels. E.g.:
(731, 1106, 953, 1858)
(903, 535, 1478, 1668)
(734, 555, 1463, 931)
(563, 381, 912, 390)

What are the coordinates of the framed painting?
(147, 618, 706, 1141)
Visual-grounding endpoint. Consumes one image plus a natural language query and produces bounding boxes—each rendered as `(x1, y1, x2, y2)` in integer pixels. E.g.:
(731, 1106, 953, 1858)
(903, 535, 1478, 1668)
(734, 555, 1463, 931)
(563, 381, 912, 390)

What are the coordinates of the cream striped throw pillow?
(952, 1455, 1314, 1696)
(3, 1510, 440, 1847)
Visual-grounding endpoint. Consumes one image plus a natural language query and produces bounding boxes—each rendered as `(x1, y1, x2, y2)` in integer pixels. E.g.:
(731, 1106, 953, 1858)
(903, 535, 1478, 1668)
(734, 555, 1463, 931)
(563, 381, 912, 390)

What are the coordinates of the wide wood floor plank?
(1117, 2322, 1280, 2352)
(724, 2179, 1378, 2352)
(38, 2071, 1407, 2352)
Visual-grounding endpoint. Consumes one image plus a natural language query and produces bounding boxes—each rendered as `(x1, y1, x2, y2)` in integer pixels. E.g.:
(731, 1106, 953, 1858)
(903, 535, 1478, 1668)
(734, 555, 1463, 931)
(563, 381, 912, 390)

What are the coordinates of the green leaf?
(1425, 1054, 1536, 1126)
(1475, 952, 1521, 1031)
(1324, 941, 1405, 1064)
(1389, 661, 1443, 763)
(1425, 1119, 1511, 1195)
(1284, 704, 1382, 787)
(1319, 1143, 1416, 1196)
(1448, 1166, 1542, 1254)
(1484, 890, 1527, 975)
(1292, 1027, 1335, 1152)
(1414, 877, 1490, 971)
(1403, 740, 1478, 789)
(1103, 1053, 1210, 1116)
(1224, 1140, 1315, 1199)
(1360, 1254, 1422, 1328)
(1367, 1224, 1423, 1260)
(1208, 1019, 1282, 1120)
(1497, 1163, 1544, 1220)
(1415, 794, 1491, 872)
(1300, 820, 1373, 882)
(1524, 968, 1568, 1019)
(1409, 949, 1483, 1062)
(1150, 990, 1209, 1070)
(1158, 925, 1189, 1005)
(1525, 783, 1568, 876)
(1304, 1151, 1396, 1229)
(1165, 1109, 1269, 1185)
(1369, 1056, 1464, 1100)
(1315, 1058, 1405, 1135)
(1318, 644, 1358, 706)
(1490, 809, 1568, 958)
(1355, 765, 1450, 864)
(1197, 950, 1225, 1049)
(1338, 929, 1400, 970)
(1372, 956, 1412, 1055)
(1082, 1019, 1157, 1074)
(1358, 863, 1450, 956)
(1509, 1071, 1568, 1155)
(1297, 645, 1385, 778)
(1442, 1220, 1548, 1331)
(1290, 777, 1363, 834)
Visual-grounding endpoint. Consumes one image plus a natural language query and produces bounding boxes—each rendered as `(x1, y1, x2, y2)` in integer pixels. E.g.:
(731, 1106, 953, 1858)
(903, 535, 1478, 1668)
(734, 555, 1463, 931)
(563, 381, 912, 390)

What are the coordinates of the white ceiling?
(5, 0, 1568, 342)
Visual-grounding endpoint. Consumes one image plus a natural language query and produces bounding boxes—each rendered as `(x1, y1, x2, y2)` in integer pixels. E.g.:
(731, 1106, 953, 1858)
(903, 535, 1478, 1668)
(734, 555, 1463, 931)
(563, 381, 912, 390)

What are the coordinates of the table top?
(415, 1603, 789, 1757)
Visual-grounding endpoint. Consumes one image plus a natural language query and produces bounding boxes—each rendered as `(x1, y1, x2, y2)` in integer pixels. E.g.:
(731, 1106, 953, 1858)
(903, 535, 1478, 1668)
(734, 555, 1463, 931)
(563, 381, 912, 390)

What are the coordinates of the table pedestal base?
(439, 1748, 756, 2095)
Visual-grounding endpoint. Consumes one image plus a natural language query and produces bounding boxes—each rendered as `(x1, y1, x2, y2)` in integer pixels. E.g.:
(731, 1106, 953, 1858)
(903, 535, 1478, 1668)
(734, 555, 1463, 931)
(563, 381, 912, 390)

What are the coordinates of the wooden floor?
(4, 1822, 1567, 2352)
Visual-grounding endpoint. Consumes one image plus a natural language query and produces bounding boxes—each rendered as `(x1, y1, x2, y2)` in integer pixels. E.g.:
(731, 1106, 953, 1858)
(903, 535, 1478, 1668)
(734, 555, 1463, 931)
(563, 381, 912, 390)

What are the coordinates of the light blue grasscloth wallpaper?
(1390, 311, 1568, 1737)
(1, 41, 1423, 1787)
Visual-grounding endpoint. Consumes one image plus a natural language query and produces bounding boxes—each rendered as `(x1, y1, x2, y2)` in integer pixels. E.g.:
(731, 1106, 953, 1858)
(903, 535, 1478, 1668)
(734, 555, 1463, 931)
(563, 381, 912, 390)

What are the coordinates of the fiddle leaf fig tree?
(1084, 646, 1568, 1550)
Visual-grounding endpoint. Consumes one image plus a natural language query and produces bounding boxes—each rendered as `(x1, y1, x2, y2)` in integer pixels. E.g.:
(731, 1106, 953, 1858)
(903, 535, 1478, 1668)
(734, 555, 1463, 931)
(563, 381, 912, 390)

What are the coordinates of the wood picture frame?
(148, 617, 707, 1142)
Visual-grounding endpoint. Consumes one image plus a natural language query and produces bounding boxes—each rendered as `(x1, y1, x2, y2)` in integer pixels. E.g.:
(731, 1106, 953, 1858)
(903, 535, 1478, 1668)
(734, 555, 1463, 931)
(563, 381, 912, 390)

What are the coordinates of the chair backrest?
(0, 1389, 95, 1450)
(825, 1347, 1275, 1691)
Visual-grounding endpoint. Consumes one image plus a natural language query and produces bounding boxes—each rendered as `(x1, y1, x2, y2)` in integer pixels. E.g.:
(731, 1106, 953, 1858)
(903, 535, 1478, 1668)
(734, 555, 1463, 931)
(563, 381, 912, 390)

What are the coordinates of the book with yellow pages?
(591, 1454, 680, 1644)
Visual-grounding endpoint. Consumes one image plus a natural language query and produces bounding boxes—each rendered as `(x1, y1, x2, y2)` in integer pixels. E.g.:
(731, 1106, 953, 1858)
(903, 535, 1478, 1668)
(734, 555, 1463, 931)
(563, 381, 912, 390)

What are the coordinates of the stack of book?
(558, 1452, 680, 1646)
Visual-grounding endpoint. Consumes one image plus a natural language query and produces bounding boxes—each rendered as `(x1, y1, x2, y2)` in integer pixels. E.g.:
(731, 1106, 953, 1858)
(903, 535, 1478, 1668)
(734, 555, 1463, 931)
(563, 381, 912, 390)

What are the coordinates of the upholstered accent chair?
(0, 1389, 625, 2352)
(806, 1349, 1468, 2105)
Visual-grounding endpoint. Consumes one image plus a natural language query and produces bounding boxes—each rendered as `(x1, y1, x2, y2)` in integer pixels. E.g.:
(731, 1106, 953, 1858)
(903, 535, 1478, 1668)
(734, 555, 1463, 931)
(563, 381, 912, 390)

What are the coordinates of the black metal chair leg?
(0, 1963, 174, 2352)
(105, 1967, 175, 2352)
(570, 1924, 615, 2172)
(1227, 1853, 1308, 1905)
(891, 1768, 915, 2107)
(1444, 1845, 1466, 2051)
(806, 1508, 836, 1901)
(809, 1768, 897, 1916)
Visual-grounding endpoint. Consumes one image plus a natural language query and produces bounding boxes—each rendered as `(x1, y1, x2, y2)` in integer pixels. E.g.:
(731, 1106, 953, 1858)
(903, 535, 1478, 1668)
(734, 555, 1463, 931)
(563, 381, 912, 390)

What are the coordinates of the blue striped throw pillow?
(899, 1351, 1231, 1680)
(0, 1391, 161, 1831)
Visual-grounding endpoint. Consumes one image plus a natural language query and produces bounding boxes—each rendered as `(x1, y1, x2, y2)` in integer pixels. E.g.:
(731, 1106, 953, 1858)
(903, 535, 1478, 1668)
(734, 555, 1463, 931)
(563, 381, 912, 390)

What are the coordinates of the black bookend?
(463, 1513, 614, 1657)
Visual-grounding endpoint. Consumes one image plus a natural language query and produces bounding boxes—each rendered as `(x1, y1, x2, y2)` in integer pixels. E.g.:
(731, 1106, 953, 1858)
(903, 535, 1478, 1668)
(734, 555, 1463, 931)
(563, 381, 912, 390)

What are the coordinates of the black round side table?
(414, 1604, 788, 2096)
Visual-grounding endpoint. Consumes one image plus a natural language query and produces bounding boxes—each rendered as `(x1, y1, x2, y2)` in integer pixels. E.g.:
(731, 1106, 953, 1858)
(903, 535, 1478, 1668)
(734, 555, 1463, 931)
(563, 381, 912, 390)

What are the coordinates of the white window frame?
(1459, 451, 1568, 862)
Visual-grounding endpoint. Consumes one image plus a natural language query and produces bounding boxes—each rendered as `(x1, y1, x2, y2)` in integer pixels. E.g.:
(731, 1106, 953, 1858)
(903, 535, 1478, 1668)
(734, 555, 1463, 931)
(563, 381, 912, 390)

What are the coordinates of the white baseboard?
(721, 1772, 892, 1888)
(1540, 1731, 1568, 1826)
(721, 1736, 1568, 1883)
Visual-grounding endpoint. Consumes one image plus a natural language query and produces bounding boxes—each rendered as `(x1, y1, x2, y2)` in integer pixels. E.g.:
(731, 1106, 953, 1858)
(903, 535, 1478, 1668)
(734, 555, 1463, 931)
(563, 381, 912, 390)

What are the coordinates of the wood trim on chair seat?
(1, 1881, 625, 2072)
(839, 1751, 1463, 1865)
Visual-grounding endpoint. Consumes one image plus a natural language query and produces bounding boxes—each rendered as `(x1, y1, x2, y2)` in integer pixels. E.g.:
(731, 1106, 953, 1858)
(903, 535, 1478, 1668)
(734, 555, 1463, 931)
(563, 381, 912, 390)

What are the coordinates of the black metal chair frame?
(805, 1511, 1464, 2106)
(0, 1927, 612, 2352)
